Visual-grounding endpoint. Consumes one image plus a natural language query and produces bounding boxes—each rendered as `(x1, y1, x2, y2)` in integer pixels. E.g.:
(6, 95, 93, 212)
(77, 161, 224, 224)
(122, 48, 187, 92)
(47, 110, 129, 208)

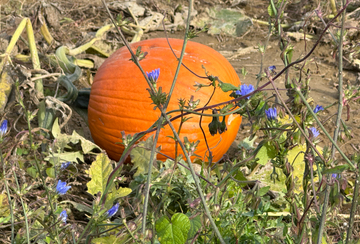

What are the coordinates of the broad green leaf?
(234, 170, 248, 187)
(131, 135, 157, 176)
(47, 156, 60, 166)
(251, 144, 322, 193)
(46, 167, 55, 178)
(86, 153, 132, 208)
(51, 118, 99, 155)
(54, 207, 64, 215)
(258, 186, 270, 196)
(255, 141, 276, 165)
(27, 166, 38, 179)
(45, 151, 84, 163)
(61, 200, 93, 214)
(68, 130, 100, 154)
(287, 144, 321, 192)
(92, 235, 123, 244)
(218, 82, 238, 92)
(156, 213, 190, 244)
(323, 165, 349, 175)
(16, 148, 28, 156)
(45, 236, 52, 244)
(106, 187, 133, 206)
(86, 152, 113, 196)
(187, 215, 201, 240)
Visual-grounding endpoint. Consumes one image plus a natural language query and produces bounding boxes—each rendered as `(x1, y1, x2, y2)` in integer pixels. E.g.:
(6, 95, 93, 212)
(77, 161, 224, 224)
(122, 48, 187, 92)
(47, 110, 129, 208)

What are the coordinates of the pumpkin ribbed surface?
(88, 38, 242, 162)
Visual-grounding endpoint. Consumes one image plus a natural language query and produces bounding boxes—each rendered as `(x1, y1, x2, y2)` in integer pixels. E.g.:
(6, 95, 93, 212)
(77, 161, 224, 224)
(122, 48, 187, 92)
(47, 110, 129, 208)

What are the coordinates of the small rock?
(43, 4, 62, 29)
(109, 2, 145, 17)
(139, 12, 164, 31)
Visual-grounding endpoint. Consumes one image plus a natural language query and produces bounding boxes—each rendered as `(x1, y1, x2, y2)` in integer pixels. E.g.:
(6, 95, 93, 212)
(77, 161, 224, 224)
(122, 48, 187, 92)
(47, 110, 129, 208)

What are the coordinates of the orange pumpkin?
(88, 38, 241, 162)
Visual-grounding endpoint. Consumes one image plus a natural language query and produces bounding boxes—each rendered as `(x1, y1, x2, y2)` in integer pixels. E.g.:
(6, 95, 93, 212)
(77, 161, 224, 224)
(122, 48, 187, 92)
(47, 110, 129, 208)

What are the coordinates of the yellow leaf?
(287, 144, 321, 193)
(86, 153, 132, 208)
(130, 136, 157, 176)
(0, 193, 10, 217)
(0, 72, 13, 113)
(278, 114, 293, 124)
(86, 153, 113, 196)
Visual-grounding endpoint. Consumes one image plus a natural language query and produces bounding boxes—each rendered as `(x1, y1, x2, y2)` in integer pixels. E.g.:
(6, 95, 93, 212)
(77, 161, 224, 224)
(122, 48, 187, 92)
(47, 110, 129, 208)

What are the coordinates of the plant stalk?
(295, 89, 354, 169)
(317, 1, 347, 243)
(12, 171, 30, 244)
(161, 112, 225, 243)
(1, 148, 15, 243)
(141, 119, 162, 237)
(345, 167, 360, 243)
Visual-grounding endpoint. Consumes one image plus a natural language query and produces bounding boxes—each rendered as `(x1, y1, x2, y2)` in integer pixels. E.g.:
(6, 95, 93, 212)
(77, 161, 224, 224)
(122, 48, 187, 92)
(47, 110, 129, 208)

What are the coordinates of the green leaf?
(92, 235, 123, 244)
(51, 117, 61, 138)
(286, 46, 293, 63)
(51, 118, 100, 155)
(156, 213, 191, 244)
(234, 170, 248, 187)
(287, 144, 322, 193)
(258, 186, 270, 197)
(255, 141, 276, 165)
(0, 215, 11, 224)
(86, 153, 132, 208)
(323, 165, 349, 175)
(16, 148, 28, 156)
(61, 200, 93, 214)
(46, 167, 55, 178)
(26, 166, 38, 178)
(45, 236, 52, 244)
(106, 187, 133, 206)
(130, 135, 157, 176)
(218, 82, 238, 92)
(45, 151, 84, 163)
(187, 215, 201, 240)
(68, 130, 100, 154)
(267, 4, 276, 17)
(249, 144, 321, 194)
(86, 153, 113, 196)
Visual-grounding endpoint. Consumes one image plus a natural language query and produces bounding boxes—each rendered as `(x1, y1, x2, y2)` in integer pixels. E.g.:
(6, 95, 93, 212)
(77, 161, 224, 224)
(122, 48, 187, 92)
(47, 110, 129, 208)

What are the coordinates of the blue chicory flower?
(313, 105, 324, 114)
(268, 65, 276, 71)
(265, 108, 277, 121)
(60, 162, 71, 170)
(56, 180, 71, 195)
(331, 173, 339, 179)
(59, 210, 68, 223)
(146, 68, 160, 83)
(106, 203, 119, 218)
(235, 84, 255, 99)
(0, 120, 8, 138)
(309, 127, 320, 138)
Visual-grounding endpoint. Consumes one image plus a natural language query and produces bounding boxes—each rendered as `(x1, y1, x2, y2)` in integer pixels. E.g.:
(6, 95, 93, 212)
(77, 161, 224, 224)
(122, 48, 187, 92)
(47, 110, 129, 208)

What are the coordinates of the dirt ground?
(2, 1, 360, 173)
